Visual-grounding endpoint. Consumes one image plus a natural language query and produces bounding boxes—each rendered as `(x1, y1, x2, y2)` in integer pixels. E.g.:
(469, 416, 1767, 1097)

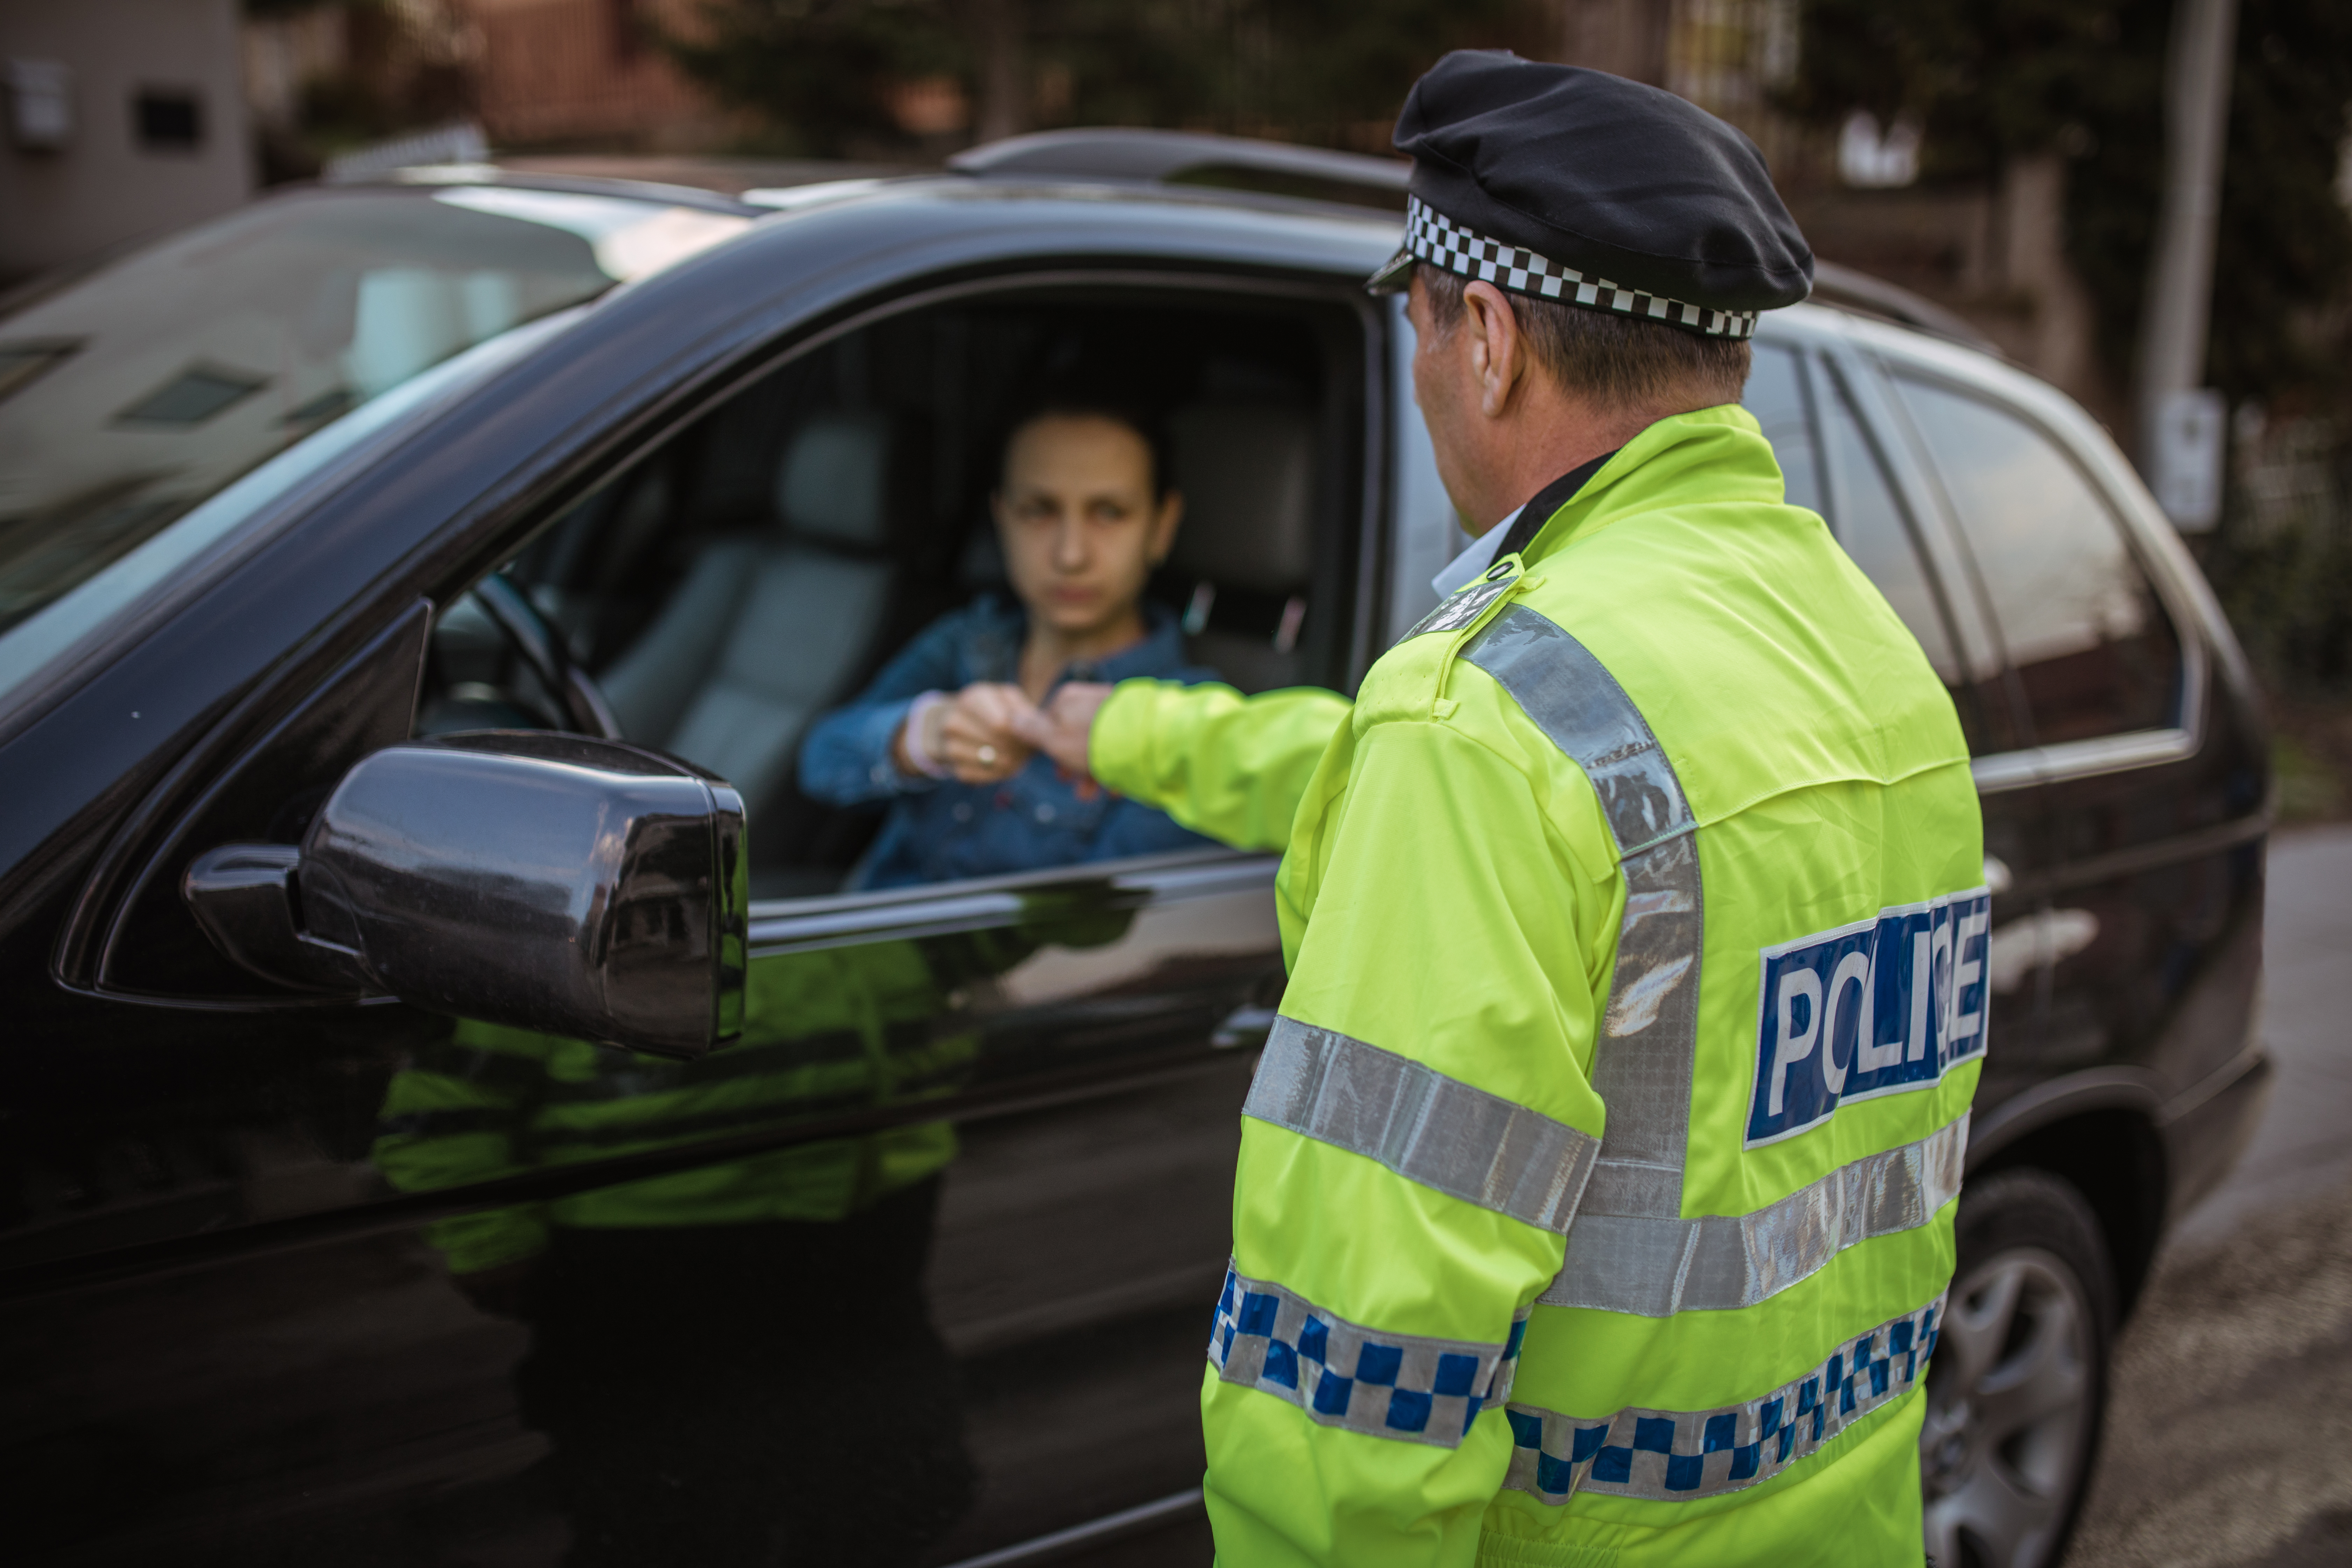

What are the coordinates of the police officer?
(1017, 51, 1986, 1566)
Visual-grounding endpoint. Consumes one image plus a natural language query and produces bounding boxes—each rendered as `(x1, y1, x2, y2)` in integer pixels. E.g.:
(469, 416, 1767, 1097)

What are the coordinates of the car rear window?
(1742, 343, 1823, 516)
(1815, 361, 1966, 689)
(1745, 343, 1969, 704)
(0, 185, 746, 702)
(1894, 375, 2183, 745)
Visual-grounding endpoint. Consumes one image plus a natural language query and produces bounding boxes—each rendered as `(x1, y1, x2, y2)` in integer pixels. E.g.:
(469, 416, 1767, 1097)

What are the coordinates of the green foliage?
(1787, 0, 2352, 690)
(1785, 0, 2352, 405)
(1032, 0, 1538, 139)
(667, 1, 971, 156)
(668, 0, 1547, 156)
(1782, 0, 2132, 182)
(2205, 2, 2352, 404)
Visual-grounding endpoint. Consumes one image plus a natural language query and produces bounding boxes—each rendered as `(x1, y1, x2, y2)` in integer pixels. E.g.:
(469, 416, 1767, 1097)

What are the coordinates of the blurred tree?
(1788, 0, 2352, 693)
(242, 0, 481, 181)
(665, 0, 970, 155)
(667, 0, 1547, 157)
(1035, 0, 1539, 145)
(1783, 0, 2352, 412)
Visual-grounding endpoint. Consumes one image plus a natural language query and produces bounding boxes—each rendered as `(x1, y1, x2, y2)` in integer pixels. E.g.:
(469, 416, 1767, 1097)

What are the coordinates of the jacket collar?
(1517, 404, 1782, 568)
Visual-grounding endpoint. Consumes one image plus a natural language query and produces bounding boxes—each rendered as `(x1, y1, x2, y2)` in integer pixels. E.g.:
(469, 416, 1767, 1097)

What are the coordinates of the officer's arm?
(1088, 678, 1352, 850)
(1202, 714, 1612, 1567)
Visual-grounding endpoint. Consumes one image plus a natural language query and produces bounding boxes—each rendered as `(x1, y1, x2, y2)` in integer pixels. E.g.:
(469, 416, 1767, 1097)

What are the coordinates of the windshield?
(0, 184, 748, 650)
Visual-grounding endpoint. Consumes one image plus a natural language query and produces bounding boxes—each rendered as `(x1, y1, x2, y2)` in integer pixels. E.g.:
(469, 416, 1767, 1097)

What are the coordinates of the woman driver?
(798, 395, 1220, 889)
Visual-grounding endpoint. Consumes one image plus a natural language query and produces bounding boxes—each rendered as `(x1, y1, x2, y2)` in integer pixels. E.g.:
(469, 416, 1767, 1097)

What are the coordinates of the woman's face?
(994, 414, 1183, 638)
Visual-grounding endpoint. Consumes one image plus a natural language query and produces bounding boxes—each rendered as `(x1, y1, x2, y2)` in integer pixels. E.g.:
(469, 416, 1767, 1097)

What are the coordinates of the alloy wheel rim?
(1920, 1246, 2095, 1568)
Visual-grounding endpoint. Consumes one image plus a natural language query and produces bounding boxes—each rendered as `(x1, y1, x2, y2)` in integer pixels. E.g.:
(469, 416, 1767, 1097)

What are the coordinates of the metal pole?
(2135, 0, 2239, 528)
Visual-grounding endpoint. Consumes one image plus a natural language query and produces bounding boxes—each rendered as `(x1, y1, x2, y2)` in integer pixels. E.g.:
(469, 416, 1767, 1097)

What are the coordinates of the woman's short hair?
(999, 390, 1176, 501)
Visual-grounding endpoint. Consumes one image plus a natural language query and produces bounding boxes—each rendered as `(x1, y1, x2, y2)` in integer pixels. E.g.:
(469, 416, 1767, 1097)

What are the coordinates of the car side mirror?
(182, 733, 747, 1060)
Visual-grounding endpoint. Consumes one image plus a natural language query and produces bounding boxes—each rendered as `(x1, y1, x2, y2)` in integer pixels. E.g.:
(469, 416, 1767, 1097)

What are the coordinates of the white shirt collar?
(1430, 502, 1527, 597)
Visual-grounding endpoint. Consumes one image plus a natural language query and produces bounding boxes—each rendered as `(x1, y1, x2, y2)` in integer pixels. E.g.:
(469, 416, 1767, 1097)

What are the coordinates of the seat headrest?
(775, 413, 892, 548)
(1166, 405, 1316, 594)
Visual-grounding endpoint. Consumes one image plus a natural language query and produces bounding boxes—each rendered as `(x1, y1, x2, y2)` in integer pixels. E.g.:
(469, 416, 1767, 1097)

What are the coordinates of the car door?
(1876, 358, 2268, 1152)
(0, 197, 1391, 1567)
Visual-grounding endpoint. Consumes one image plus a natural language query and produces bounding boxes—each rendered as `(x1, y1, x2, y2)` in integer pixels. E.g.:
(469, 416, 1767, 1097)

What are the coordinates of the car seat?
(599, 412, 900, 824)
(1166, 404, 1318, 692)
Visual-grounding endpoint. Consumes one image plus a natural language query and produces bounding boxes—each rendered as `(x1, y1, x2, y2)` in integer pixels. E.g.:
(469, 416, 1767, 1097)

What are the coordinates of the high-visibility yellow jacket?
(1092, 405, 1986, 1567)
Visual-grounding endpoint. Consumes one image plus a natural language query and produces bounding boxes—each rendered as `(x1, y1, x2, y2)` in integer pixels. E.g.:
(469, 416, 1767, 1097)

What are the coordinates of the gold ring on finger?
(978, 744, 998, 766)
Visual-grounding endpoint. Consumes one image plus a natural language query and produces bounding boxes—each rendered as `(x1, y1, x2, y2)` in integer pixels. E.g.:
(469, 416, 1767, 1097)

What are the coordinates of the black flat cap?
(1368, 51, 1812, 338)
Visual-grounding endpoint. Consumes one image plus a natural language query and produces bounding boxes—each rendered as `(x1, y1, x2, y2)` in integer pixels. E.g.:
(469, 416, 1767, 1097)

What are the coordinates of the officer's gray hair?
(1418, 265, 1751, 410)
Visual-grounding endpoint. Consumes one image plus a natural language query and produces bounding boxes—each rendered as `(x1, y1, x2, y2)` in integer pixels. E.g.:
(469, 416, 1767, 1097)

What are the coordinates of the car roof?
(333, 135, 2007, 364)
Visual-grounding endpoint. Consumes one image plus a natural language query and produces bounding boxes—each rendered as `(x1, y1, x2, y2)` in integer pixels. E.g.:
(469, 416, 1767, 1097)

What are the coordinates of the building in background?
(243, 0, 730, 180)
(0, 0, 251, 282)
(461, 0, 724, 150)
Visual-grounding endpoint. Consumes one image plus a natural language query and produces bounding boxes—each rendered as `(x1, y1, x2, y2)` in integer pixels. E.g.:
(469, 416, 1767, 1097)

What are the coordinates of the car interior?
(419, 287, 1368, 898)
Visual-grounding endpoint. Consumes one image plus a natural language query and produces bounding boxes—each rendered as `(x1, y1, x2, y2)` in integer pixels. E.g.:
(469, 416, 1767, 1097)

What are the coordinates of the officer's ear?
(1461, 281, 1526, 419)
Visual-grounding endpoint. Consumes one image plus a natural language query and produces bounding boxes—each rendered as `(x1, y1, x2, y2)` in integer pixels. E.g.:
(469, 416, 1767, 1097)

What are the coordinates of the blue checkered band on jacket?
(1208, 1260, 1528, 1448)
(1502, 1291, 1946, 1503)
(1405, 197, 1758, 341)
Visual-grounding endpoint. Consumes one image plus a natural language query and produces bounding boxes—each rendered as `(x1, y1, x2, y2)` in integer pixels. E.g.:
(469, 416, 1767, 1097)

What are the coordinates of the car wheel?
(1921, 1169, 2115, 1568)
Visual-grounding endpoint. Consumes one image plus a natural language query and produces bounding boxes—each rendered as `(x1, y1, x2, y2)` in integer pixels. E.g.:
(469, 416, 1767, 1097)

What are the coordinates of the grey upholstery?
(1167, 405, 1317, 691)
(601, 412, 897, 814)
(775, 416, 892, 548)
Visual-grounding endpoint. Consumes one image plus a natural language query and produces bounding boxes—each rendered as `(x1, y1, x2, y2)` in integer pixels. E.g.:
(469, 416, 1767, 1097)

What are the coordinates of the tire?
(1920, 1169, 2116, 1568)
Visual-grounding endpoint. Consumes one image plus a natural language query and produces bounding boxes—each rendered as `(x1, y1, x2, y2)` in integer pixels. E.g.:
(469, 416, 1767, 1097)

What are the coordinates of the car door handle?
(1212, 1005, 1280, 1049)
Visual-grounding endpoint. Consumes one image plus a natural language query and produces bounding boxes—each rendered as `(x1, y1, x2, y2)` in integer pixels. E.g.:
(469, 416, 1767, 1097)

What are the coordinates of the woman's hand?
(896, 682, 1038, 783)
(1012, 681, 1112, 780)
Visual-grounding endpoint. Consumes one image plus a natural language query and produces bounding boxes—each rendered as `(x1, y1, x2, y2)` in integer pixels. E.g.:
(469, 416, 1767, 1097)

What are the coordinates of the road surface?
(2065, 825, 2352, 1567)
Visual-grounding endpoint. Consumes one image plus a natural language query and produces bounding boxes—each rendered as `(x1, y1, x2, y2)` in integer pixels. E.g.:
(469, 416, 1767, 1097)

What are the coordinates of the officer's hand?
(1014, 682, 1112, 780)
(934, 682, 1037, 783)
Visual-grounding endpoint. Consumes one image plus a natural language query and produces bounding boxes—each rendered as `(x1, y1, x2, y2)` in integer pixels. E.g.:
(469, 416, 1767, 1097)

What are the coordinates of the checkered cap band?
(1403, 197, 1758, 340)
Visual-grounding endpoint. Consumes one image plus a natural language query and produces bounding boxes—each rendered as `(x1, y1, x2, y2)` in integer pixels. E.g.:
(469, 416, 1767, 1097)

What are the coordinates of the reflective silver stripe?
(1208, 1259, 1527, 1448)
(1503, 1290, 1947, 1503)
(1404, 570, 1516, 641)
(1538, 1111, 1969, 1316)
(1244, 1016, 1602, 1233)
(1462, 601, 1967, 1320)
(1462, 604, 1703, 1224)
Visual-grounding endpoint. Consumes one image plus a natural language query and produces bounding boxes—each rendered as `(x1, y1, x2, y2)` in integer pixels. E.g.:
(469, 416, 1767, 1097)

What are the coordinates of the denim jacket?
(798, 596, 1222, 890)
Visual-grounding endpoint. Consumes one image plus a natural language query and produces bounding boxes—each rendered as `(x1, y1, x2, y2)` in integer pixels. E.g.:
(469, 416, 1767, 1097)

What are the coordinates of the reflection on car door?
(1889, 371, 2263, 1119)
(368, 856, 1281, 1562)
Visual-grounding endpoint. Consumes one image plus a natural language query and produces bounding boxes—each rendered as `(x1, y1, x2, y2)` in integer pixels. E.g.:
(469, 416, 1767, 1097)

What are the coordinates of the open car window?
(433, 282, 1366, 899)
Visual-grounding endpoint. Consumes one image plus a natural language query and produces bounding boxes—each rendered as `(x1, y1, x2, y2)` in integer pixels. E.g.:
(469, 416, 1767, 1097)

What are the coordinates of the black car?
(0, 134, 2269, 1568)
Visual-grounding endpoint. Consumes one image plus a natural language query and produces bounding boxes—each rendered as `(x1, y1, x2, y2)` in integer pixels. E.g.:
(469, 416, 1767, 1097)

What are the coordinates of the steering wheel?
(435, 573, 624, 740)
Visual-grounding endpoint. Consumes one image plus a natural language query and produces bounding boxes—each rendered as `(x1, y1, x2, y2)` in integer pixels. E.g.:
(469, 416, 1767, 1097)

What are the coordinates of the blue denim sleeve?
(799, 695, 923, 805)
(797, 611, 971, 806)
